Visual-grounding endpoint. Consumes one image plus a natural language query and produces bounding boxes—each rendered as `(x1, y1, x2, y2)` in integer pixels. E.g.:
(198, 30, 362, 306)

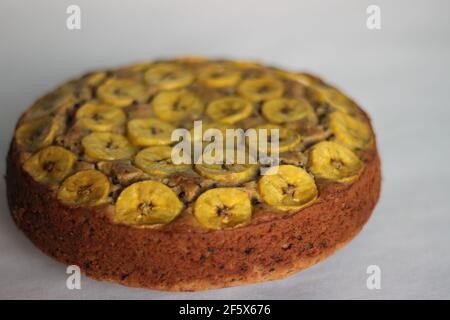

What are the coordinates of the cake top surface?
(14, 57, 375, 231)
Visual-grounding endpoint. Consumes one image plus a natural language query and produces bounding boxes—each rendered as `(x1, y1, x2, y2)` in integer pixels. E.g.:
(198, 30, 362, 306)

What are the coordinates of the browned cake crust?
(7, 141, 380, 291)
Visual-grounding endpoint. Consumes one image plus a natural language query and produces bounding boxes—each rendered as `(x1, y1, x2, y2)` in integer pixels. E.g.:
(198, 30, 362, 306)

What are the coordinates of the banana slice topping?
(82, 132, 135, 161)
(252, 124, 301, 153)
(262, 98, 315, 124)
(194, 188, 252, 230)
(127, 118, 175, 146)
(195, 150, 258, 185)
(308, 141, 363, 182)
(24, 92, 74, 121)
(313, 86, 358, 114)
(144, 63, 194, 90)
(58, 170, 110, 206)
(97, 78, 147, 107)
(275, 71, 320, 87)
(206, 97, 253, 124)
(152, 90, 204, 123)
(189, 122, 236, 143)
(238, 77, 284, 101)
(328, 111, 372, 149)
(16, 116, 60, 152)
(76, 102, 127, 132)
(83, 71, 107, 86)
(258, 165, 318, 212)
(114, 180, 183, 226)
(197, 64, 241, 88)
(23, 146, 76, 184)
(134, 146, 191, 177)
(195, 162, 258, 185)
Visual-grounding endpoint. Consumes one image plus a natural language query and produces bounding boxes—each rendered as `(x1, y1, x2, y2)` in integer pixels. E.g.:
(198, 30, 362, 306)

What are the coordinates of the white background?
(1, 0, 449, 299)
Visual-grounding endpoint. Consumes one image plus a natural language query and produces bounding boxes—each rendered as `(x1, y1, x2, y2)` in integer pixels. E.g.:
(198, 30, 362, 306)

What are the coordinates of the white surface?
(1, 0, 449, 299)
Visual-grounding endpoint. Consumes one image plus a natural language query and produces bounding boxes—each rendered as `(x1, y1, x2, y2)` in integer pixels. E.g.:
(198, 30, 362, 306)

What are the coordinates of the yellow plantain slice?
(328, 111, 372, 149)
(83, 71, 107, 87)
(152, 90, 204, 123)
(16, 116, 60, 152)
(231, 60, 264, 70)
(23, 146, 76, 184)
(312, 86, 358, 114)
(194, 188, 252, 230)
(308, 141, 363, 182)
(189, 122, 236, 143)
(237, 77, 284, 101)
(24, 92, 75, 121)
(114, 180, 183, 226)
(76, 102, 127, 132)
(144, 63, 194, 90)
(258, 165, 318, 212)
(195, 150, 258, 185)
(274, 70, 320, 87)
(252, 124, 301, 153)
(261, 98, 316, 124)
(206, 97, 253, 124)
(127, 118, 175, 146)
(58, 169, 110, 206)
(97, 78, 147, 107)
(134, 146, 191, 177)
(82, 132, 135, 160)
(197, 64, 241, 88)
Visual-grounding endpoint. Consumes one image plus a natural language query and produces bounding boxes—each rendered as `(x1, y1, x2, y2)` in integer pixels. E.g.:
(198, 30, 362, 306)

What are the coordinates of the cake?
(6, 57, 381, 291)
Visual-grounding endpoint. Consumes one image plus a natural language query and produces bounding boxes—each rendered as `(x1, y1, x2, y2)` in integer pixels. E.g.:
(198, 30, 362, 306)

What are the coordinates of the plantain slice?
(195, 149, 258, 185)
(82, 132, 135, 161)
(127, 118, 175, 146)
(312, 86, 359, 114)
(76, 102, 127, 132)
(231, 60, 264, 70)
(134, 146, 191, 177)
(251, 124, 301, 153)
(258, 165, 318, 212)
(328, 111, 372, 149)
(188, 122, 238, 159)
(206, 97, 253, 124)
(308, 141, 363, 182)
(24, 92, 75, 121)
(83, 71, 107, 87)
(97, 78, 147, 107)
(197, 63, 241, 88)
(152, 90, 204, 123)
(261, 98, 315, 124)
(118, 62, 155, 73)
(238, 77, 284, 101)
(16, 116, 60, 152)
(144, 63, 194, 90)
(194, 188, 252, 230)
(114, 180, 183, 226)
(189, 122, 236, 143)
(58, 169, 110, 206)
(23, 146, 76, 184)
(275, 70, 321, 87)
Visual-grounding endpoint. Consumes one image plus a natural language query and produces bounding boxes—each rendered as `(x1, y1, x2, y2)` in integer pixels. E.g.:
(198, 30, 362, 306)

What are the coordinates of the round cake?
(6, 57, 381, 291)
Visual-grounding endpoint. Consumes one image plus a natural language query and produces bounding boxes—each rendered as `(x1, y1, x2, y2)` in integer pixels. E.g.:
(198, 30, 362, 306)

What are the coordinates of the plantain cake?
(6, 57, 381, 291)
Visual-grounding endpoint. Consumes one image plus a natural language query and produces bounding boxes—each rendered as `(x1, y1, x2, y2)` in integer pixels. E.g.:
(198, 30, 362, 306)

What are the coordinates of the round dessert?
(6, 57, 381, 291)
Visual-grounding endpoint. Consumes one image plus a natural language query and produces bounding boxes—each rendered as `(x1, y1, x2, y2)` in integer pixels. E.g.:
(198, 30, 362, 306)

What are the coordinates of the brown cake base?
(6, 140, 381, 292)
